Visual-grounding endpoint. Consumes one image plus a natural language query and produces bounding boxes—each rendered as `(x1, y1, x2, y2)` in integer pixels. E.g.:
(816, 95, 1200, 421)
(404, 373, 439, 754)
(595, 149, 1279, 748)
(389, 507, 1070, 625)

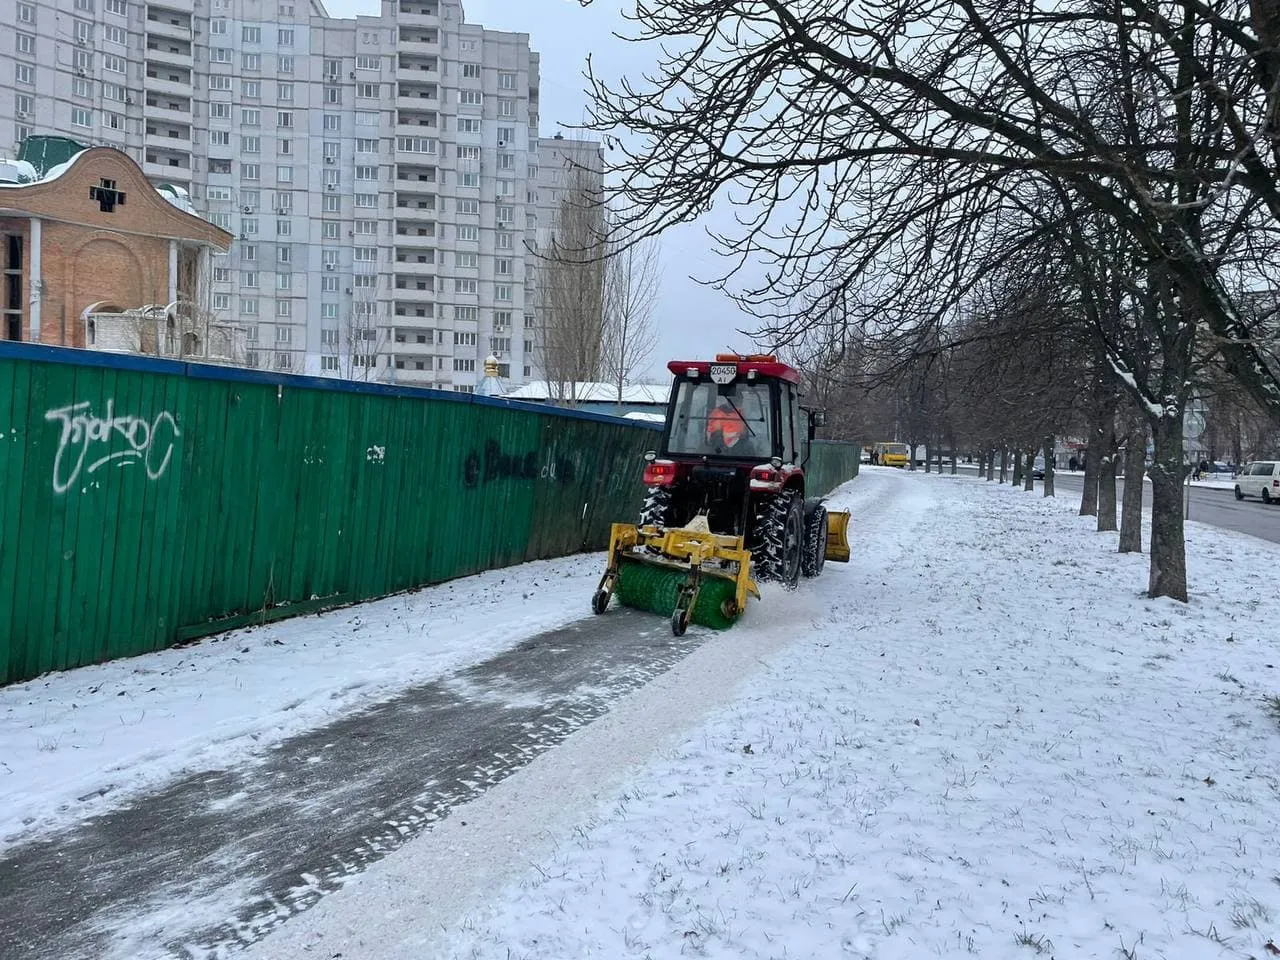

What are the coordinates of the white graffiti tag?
(45, 400, 182, 494)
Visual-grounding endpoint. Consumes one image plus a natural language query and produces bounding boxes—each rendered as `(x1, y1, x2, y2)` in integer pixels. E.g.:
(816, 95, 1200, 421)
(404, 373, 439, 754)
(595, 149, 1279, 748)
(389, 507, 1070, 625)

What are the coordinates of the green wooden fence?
(0, 344, 861, 685)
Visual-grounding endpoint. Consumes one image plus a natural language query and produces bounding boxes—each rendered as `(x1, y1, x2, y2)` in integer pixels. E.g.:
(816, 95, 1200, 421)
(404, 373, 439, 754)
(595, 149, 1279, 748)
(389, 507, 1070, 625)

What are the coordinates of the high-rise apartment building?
(0, 0, 595, 390)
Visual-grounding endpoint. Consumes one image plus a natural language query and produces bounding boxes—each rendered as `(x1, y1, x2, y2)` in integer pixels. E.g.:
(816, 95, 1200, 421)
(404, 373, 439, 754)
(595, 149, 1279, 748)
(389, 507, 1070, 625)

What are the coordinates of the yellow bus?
(873, 441, 910, 468)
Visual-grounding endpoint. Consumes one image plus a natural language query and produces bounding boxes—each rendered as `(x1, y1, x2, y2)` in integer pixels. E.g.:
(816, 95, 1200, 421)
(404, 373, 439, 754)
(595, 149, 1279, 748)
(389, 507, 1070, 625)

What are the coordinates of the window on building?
(453, 359, 476, 372)
(209, 76, 232, 91)
(276, 353, 292, 371)
(275, 323, 292, 341)
(210, 18, 227, 34)
(497, 99, 516, 117)
(105, 0, 127, 13)
(356, 138, 378, 153)
(73, 77, 92, 99)
(455, 306, 478, 322)
(242, 162, 260, 180)
(16, 63, 34, 86)
(495, 284, 512, 301)
(324, 114, 341, 131)
(323, 194, 340, 213)
(321, 308, 338, 324)
(277, 246, 291, 264)
(17, 2, 36, 23)
(243, 53, 261, 70)
(457, 224, 478, 241)
(277, 111, 293, 128)
(458, 118, 481, 134)
(357, 83, 380, 99)
(241, 135, 260, 153)
(214, 294, 231, 311)
(241, 108, 260, 126)
(242, 218, 259, 235)
(321, 276, 339, 292)
(498, 72, 516, 90)
(277, 82, 293, 102)
(16, 34, 36, 56)
(242, 298, 259, 315)
(278, 28, 293, 45)
(244, 80, 261, 98)
(459, 172, 479, 187)
(455, 279, 477, 294)
(209, 158, 232, 174)
(241, 244, 257, 261)
(355, 193, 378, 208)
(355, 165, 376, 180)
(104, 53, 126, 73)
(456, 252, 477, 268)
(460, 90, 482, 106)
(75, 20, 93, 43)
(277, 166, 292, 183)
(321, 356, 339, 372)
(321, 221, 339, 240)
(357, 55, 380, 70)
(324, 58, 342, 79)
(242, 25, 261, 43)
(71, 108, 92, 128)
(211, 47, 232, 63)
(496, 205, 513, 224)
(496, 126, 515, 144)
(457, 198, 479, 215)
(356, 111, 379, 126)
(495, 258, 512, 276)
(462, 63, 481, 79)
(354, 247, 377, 262)
(104, 25, 126, 45)
(496, 180, 514, 197)
(495, 232, 513, 250)
(277, 273, 291, 290)
(355, 219, 378, 236)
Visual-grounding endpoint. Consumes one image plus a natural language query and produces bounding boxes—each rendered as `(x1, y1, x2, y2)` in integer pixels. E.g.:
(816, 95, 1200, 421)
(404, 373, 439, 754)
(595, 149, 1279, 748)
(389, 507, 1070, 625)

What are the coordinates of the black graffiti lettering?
(462, 439, 577, 488)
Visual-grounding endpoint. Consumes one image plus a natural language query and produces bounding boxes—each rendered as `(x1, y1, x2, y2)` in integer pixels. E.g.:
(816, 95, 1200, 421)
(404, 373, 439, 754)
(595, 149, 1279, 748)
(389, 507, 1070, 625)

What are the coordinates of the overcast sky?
(323, 0, 760, 380)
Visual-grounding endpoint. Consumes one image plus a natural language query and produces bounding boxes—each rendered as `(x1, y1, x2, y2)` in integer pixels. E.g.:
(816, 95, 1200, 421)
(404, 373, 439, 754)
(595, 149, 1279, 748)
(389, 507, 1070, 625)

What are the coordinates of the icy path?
(249, 468, 1280, 960)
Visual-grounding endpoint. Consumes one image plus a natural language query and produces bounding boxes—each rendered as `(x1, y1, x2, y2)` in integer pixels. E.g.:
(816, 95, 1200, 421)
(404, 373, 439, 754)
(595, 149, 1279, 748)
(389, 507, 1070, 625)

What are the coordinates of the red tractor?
(593, 353, 850, 635)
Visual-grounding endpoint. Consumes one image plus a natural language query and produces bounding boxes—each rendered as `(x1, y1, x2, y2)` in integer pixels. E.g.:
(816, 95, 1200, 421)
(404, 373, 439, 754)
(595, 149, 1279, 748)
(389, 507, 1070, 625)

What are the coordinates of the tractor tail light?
(643, 460, 678, 486)
(750, 464, 784, 493)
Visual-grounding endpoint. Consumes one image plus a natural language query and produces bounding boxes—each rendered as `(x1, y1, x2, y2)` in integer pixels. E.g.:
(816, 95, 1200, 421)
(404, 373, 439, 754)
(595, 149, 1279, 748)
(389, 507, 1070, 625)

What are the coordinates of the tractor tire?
(751, 492, 804, 588)
(801, 505, 828, 578)
(639, 485, 674, 528)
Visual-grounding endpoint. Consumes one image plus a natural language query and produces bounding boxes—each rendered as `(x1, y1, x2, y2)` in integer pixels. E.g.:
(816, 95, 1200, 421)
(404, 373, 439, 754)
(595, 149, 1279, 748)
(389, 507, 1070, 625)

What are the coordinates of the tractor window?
(667, 379, 773, 459)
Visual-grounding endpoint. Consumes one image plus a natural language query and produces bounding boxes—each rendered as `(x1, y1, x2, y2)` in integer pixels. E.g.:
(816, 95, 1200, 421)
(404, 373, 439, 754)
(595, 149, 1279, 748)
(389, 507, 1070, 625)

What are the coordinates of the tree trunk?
(998, 448, 1008, 483)
(1119, 420, 1146, 553)
(1011, 449, 1024, 486)
(1079, 446, 1100, 517)
(1097, 417, 1118, 532)
(1024, 449, 1035, 491)
(1147, 414, 1188, 601)
(986, 451, 995, 481)
(1042, 436, 1055, 497)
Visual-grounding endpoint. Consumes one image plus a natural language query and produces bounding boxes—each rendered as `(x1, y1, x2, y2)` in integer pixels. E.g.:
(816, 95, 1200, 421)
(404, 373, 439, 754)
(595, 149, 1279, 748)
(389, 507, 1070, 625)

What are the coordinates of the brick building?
(0, 144, 231, 349)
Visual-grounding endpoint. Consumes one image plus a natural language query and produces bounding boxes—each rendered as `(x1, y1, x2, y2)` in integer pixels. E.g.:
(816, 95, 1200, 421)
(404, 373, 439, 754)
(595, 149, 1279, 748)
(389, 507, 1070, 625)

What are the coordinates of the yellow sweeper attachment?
(592, 516, 760, 636)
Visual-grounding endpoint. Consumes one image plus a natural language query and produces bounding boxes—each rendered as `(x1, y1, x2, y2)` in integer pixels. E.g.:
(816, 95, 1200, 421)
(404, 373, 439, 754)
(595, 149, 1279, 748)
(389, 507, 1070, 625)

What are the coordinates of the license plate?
(709, 363, 737, 384)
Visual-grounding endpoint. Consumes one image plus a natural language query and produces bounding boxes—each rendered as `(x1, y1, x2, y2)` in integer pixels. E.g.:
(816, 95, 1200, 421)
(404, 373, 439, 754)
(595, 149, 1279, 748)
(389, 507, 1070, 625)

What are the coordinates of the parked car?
(1235, 460, 1280, 502)
(1032, 455, 1046, 480)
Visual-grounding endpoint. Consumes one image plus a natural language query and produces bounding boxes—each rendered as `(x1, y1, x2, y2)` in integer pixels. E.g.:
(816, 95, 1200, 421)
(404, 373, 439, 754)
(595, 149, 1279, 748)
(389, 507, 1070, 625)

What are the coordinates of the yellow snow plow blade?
(825, 510, 851, 562)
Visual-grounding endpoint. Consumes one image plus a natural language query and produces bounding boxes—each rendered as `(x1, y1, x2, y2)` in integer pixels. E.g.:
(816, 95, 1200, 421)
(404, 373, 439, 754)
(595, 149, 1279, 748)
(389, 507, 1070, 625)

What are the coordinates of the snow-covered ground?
(6, 466, 1280, 960)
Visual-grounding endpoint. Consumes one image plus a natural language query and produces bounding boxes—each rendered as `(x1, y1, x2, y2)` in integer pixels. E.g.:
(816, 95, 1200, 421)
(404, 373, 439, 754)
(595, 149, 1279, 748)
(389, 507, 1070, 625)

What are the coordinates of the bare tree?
(340, 292, 384, 382)
(535, 164, 608, 405)
(600, 235, 660, 406)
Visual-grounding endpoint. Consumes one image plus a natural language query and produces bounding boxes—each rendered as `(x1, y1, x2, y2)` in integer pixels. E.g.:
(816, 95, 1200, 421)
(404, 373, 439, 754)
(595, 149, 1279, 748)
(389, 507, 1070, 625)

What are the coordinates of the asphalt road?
(0, 606, 708, 960)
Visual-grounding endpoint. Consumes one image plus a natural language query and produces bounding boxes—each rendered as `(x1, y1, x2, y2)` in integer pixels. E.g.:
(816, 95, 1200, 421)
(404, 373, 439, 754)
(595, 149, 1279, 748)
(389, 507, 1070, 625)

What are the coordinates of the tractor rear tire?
(752, 492, 803, 588)
(802, 505, 828, 578)
(639, 485, 674, 528)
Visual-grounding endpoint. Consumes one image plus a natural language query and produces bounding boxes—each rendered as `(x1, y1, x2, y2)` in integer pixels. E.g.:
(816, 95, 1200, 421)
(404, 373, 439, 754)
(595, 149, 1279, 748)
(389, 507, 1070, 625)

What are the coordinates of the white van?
(1235, 461, 1280, 502)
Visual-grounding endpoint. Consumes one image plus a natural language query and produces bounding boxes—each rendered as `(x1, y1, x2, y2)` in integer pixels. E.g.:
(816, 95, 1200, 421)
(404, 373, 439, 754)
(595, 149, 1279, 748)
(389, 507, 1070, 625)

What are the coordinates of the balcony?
(144, 129, 192, 153)
(146, 43, 193, 70)
(144, 103, 192, 124)
(144, 72, 192, 97)
(145, 15, 192, 41)
(394, 276, 437, 294)
(397, 56, 438, 76)
(396, 93, 438, 111)
(393, 260, 435, 276)
(395, 194, 436, 213)
(396, 109, 437, 128)
(146, 0, 193, 11)
(396, 2, 441, 21)
(394, 168, 437, 186)
(397, 39, 439, 57)
(144, 158, 191, 182)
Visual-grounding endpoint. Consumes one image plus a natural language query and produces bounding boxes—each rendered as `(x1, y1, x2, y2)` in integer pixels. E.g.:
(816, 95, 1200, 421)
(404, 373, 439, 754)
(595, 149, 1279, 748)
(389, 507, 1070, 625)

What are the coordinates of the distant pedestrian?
(1068, 455, 1078, 472)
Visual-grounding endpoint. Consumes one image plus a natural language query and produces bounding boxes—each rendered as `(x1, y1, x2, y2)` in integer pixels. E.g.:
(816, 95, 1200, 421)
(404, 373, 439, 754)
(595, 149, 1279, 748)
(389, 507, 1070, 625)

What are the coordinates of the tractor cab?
(660, 355, 807, 466)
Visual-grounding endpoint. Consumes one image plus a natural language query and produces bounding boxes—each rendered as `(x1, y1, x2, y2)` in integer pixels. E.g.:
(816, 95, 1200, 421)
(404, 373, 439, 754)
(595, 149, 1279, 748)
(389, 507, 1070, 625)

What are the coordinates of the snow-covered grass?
(0, 552, 606, 849)
(249, 467, 1280, 960)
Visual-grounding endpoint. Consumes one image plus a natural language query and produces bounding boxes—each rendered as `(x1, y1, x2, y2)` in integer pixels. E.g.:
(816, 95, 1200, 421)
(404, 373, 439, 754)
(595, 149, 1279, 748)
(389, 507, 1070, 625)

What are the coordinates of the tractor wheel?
(752, 493, 804, 588)
(639, 485, 674, 528)
(801, 505, 828, 578)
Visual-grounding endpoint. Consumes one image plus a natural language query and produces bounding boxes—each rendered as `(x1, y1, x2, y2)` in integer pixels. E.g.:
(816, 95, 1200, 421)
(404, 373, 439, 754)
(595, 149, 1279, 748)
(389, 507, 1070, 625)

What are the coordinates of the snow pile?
(256, 469, 1280, 960)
